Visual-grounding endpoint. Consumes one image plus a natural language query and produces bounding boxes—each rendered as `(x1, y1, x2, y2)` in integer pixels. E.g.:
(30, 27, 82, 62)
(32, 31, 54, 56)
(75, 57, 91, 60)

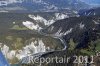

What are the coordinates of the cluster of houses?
(0, 0, 23, 6)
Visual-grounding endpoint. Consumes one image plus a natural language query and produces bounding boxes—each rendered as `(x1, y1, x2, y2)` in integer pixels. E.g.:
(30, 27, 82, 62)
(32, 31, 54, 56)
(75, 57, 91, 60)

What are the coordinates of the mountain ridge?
(0, 0, 89, 12)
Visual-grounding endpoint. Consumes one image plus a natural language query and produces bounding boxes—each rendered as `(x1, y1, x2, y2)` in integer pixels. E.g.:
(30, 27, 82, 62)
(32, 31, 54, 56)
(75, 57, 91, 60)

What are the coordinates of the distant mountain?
(78, 7, 100, 16)
(0, 0, 89, 12)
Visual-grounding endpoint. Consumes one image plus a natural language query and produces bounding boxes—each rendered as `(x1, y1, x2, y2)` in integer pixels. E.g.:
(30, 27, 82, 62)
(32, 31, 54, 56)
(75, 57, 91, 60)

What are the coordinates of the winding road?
(19, 29, 67, 64)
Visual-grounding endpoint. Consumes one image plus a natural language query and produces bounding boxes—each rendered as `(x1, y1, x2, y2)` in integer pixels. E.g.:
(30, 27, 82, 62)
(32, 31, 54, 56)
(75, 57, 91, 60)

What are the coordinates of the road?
(19, 29, 67, 64)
